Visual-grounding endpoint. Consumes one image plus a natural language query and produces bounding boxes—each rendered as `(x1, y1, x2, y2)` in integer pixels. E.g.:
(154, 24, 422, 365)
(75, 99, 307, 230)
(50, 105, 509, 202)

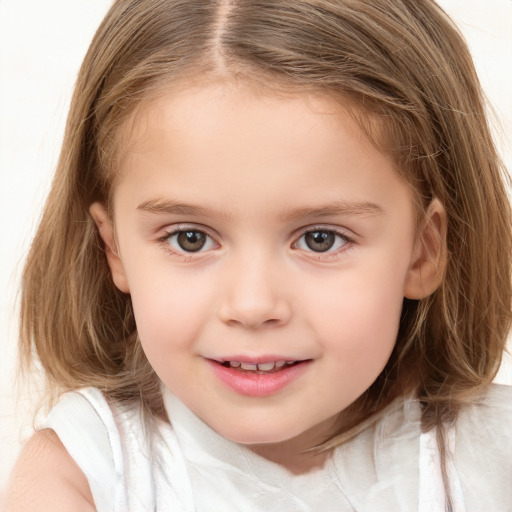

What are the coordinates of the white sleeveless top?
(40, 385, 512, 512)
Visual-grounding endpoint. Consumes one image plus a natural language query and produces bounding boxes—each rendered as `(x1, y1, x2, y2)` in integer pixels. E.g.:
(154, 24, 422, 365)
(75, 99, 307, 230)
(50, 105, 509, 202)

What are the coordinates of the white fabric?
(418, 426, 465, 512)
(40, 391, 120, 511)
(39, 385, 512, 512)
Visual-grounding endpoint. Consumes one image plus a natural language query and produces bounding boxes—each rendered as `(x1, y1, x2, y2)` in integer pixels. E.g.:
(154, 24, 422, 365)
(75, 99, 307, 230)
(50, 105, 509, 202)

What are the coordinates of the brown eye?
(176, 231, 206, 252)
(295, 229, 349, 255)
(304, 231, 336, 252)
(175, 231, 207, 252)
(163, 227, 217, 255)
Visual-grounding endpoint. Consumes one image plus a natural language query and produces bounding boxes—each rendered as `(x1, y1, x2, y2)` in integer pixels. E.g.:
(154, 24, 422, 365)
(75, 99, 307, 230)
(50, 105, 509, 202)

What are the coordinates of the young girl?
(6, 0, 511, 511)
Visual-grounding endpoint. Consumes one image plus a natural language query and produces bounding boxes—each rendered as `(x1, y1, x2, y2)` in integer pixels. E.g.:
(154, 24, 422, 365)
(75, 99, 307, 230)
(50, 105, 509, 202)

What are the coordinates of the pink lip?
(213, 354, 297, 364)
(208, 359, 311, 397)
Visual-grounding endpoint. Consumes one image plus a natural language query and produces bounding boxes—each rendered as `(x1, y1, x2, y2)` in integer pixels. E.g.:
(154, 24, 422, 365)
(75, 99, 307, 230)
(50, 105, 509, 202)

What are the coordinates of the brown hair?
(20, 0, 511, 470)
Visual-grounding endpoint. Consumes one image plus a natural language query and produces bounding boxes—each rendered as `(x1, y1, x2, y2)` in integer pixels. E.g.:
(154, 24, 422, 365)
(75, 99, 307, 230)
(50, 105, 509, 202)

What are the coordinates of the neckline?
(162, 388, 338, 483)
(161, 387, 423, 510)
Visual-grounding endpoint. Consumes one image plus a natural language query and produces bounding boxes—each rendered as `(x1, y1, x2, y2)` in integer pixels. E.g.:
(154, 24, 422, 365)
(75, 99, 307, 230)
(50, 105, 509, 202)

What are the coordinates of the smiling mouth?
(209, 358, 311, 396)
(217, 360, 303, 373)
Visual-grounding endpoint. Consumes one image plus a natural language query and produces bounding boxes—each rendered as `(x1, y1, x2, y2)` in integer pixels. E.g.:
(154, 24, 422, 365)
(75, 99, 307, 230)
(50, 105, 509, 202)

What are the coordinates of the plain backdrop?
(1, 0, 511, 496)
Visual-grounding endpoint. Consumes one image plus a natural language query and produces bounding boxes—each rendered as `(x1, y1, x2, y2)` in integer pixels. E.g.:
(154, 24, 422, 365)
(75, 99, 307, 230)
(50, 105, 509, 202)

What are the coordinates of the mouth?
(209, 356, 313, 397)
(217, 360, 302, 373)
(208, 357, 311, 396)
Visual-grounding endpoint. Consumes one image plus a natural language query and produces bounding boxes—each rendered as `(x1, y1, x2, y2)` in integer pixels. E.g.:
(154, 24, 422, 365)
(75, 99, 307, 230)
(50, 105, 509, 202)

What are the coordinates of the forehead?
(116, 80, 380, 176)
(109, 81, 414, 227)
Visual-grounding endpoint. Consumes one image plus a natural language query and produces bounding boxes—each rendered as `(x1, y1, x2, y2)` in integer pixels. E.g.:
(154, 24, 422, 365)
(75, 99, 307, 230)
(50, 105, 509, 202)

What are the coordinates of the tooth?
(257, 362, 275, 371)
(275, 361, 286, 368)
(240, 362, 257, 371)
(229, 361, 241, 368)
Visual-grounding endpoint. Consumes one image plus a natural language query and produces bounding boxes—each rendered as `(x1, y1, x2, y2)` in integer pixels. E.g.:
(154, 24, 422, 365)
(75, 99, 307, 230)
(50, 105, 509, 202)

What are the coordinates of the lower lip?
(208, 360, 311, 397)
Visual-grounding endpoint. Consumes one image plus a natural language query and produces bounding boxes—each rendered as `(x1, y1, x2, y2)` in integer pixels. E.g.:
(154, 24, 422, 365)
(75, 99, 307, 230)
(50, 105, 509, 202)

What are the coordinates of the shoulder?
(456, 382, 512, 434)
(456, 383, 512, 453)
(454, 383, 512, 509)
(6, 388, 124, 512)
(5, 429, 95, 512)
(6, 388, 183, 511)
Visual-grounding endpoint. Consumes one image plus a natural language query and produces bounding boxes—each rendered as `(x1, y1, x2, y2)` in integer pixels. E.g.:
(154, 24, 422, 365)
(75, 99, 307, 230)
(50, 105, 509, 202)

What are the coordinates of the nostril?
(224, 316, 285, 330)
(218, 287, 292, 329)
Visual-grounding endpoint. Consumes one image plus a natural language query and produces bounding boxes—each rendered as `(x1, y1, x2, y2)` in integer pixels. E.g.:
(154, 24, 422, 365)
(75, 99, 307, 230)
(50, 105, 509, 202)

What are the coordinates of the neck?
(249, 442, 331, 475)
(247, 415, 339, 474)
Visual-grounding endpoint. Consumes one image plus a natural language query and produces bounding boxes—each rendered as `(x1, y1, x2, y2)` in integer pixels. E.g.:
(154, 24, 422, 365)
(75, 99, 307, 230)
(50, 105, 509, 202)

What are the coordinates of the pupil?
(177, 231, 206, 252)
(305, 231, 335, 252)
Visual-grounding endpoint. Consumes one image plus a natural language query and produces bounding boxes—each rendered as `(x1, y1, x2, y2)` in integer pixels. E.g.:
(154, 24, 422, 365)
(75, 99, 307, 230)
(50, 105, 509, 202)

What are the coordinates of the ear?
(404, 198, 447, 300)
(89, 202, 130, 294)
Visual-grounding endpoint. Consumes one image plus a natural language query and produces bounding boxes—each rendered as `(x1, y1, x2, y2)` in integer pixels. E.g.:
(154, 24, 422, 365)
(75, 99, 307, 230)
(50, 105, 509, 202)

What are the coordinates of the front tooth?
(257, 362, 275, 371)
(275, 361, 286, 368)
(229, 361, 241, 368)
(240, 362, 258, 371)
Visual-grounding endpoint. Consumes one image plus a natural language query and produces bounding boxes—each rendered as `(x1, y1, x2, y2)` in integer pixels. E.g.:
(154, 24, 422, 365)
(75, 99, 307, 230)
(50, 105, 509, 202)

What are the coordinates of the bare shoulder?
(5, 429, 95, 512)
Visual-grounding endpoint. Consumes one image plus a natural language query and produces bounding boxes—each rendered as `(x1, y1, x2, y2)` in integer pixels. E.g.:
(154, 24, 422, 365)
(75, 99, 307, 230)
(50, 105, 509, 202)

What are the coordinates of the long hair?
(20, 0, 511, 452)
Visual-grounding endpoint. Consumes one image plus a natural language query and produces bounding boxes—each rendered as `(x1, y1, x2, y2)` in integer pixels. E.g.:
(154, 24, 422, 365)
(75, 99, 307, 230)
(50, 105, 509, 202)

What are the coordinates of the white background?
(1, 0, 511, 496)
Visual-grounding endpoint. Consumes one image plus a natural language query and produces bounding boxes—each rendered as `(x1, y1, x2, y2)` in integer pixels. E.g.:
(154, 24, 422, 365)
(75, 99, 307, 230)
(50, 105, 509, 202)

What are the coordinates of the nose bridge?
(219, 245, 291, 329)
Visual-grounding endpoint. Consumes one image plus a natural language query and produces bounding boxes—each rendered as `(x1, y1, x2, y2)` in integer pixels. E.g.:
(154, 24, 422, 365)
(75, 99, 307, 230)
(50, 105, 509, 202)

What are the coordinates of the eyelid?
(293, 224, 355, 241)
(292, 224, 356, 257)
(157, 222, 218, 238)
(157, 223, 220, 255)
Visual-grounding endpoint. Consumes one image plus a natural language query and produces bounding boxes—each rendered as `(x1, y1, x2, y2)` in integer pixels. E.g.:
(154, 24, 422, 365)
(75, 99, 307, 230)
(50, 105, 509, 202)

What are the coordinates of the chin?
(213, 419, 303, 446)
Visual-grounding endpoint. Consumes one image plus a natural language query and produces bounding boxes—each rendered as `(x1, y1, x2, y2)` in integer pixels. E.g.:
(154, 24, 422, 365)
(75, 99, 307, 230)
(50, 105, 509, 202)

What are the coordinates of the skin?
(5, 430, 95, 511)
(97, 82, 445, 469)
(6, 81, 445, 509)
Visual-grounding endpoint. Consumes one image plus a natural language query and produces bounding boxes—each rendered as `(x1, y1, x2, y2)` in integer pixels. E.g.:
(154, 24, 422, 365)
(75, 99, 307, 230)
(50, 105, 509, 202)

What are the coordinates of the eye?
(295, 229, 349, 253)
(165, 229, 217, 253)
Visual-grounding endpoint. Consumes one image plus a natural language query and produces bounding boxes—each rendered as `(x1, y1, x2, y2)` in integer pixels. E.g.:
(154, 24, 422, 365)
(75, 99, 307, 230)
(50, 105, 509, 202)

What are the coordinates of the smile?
(220, 360, 298, 372)
(209, 359, 311, 397)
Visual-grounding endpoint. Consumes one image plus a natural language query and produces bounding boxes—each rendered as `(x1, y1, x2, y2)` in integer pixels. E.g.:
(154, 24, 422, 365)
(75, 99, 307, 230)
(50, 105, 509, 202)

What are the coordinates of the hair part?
(20, 0, 511, 477)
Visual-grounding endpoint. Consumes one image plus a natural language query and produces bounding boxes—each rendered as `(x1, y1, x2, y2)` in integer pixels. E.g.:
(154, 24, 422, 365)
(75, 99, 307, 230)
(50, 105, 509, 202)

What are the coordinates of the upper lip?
(209, 355, 306, 364)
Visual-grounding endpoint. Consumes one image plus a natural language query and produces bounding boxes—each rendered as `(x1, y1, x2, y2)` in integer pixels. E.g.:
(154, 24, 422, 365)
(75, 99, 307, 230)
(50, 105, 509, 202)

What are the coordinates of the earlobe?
(89, 202, 130, 294)
(404, 198, 447, 300)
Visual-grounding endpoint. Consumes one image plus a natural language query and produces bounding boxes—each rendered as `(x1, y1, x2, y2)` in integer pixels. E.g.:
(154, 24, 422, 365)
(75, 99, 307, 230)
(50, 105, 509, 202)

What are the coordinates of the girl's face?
(94, 82, 435, 456)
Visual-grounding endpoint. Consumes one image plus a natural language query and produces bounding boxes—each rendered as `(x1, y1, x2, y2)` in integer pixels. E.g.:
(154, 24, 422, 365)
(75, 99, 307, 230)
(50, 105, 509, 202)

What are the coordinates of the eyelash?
(156, 224, 354, 260)
(157, 225, 218, 257)
(292, 226, 354, 261)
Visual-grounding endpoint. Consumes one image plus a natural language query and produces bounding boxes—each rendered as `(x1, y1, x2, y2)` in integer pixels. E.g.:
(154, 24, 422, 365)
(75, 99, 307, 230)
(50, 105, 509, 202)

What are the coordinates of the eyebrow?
(280, 201, 383, 222)
(137, 199, 228, 219)
(136, 198, 382, 220)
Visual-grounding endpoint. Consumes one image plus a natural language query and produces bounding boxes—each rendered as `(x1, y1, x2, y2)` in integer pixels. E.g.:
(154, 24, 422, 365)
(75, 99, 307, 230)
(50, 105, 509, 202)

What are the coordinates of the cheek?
(315, 288, 402, 399)
(127, 270, 217, 391)
(302, 257, 407, 363)
(317, 289, 402, 352)
(126, 265, 216, 353)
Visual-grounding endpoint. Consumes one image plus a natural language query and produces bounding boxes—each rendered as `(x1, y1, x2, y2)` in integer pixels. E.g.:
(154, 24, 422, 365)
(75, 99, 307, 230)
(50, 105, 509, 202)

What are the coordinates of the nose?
(218, 253, 292, 329)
